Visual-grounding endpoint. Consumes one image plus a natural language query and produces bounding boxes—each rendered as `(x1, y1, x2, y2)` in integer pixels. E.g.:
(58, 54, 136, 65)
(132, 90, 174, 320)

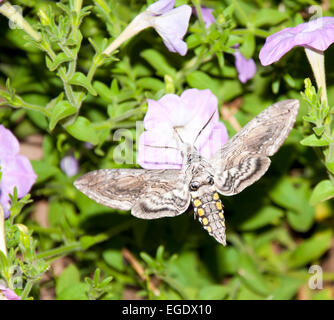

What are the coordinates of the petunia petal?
(0, 284, 20, 300)
(192, 7, 215, 28)
(259, 17, 334, 66)
(60, 155, 79, 177)
(137, 131, 183, 169)
(138, 88, 228, 169)
(179, 89, 219, 147)
(198, 122, 228, 159)
(0, 154, 36, 199)
(0, 125, 20, 158)
(152, 5, 192, 56)
(147, 0, 175, 15)
(234, 51, 256, 83)
(259, 29, 297, 65)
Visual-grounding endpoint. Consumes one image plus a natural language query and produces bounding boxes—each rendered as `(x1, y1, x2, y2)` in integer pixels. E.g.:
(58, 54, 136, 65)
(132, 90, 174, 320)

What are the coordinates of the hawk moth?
(74, 99, 299, 246)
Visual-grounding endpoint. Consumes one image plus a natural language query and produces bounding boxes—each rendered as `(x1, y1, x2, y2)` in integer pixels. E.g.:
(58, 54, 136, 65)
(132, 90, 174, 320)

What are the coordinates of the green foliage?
(0, 0, 334, 301)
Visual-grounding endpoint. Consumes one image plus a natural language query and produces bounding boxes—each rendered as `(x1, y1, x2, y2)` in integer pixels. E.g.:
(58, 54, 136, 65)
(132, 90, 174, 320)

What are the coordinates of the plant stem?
(20, 100, 50, 116)
(58, 67, 77, 107)
(0, 205, 7, 257)
(87, 60, 99, 83)
(36, 242, 81, 260)
(233, 0, 249, 27)
(20, 279, 34, 300)
(192, 0, 206, 31)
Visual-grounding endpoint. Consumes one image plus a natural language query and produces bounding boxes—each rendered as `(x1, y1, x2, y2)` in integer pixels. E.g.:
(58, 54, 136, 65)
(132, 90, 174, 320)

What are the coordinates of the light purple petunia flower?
(104, 0, 192, 56)
(0, 125, 37, 218)
(137, 89, 228, 169)
(234, 50, 257, 83)
(259, 17, 334, 66)
(192, 6, 216, 28)
(0, 284, 21, 300)
(60, 155, 79, 177)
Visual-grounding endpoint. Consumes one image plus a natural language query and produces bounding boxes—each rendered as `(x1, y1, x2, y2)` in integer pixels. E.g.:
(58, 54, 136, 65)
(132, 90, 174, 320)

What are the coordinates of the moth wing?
(74, 169, 191, 219)
(211, 99, 299, 195)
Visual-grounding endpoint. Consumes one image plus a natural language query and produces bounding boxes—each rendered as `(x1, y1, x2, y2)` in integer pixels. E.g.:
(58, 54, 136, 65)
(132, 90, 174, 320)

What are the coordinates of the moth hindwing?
(74, 99, 299, 246)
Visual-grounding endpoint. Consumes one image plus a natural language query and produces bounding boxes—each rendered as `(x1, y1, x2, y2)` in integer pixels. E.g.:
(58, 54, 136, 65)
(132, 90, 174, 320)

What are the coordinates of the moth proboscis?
(74, 99, 299, 246)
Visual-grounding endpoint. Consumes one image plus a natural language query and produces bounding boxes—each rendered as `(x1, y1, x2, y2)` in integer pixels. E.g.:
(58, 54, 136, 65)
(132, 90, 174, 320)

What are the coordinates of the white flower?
(103, 0, 192, 56)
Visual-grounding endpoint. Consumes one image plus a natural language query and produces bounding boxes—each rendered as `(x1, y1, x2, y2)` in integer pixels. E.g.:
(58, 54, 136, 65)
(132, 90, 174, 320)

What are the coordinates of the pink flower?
(104, 0, 192, 56)
(60, 155, 79, 177)
(234, 50, 257, 83)
(192, 6, 215, 28)
(0, 284, 21, 300)
(137, 89, 228, 169)
(259, 17, 334, 66)
(0, 125, 36, 218)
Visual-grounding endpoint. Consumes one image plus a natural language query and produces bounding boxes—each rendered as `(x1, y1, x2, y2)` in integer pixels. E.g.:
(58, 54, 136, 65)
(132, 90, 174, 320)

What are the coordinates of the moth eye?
(189, 181, 199, 191)
(207, 176, 214, 185)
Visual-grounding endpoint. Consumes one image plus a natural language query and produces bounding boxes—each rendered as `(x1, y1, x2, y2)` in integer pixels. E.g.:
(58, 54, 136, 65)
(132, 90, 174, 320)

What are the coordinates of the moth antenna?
(144, 144, 179, 151)
(173, 127, 184, 145)
(193, 110, 216, 146)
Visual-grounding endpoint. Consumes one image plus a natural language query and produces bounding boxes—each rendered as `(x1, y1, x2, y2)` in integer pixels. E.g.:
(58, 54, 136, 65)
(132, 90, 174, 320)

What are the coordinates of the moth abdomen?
(192, 192, 226, 246)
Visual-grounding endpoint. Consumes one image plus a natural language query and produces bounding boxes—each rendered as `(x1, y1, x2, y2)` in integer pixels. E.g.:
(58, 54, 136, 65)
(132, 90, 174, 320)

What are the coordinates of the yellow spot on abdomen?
(213, 193, 219, 200)
(219, 212, 224, 219)
(193, 199, 202, 207)
(198, 208, 205, 216)
(216, 201, 223, 210)
(202, 217, 209, 225)
(206, 226, 212, 233)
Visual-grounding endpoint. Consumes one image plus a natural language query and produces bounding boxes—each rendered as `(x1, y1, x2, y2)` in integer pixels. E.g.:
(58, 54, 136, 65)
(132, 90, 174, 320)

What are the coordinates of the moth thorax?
(191, 192, 226, 246)
(187, 152, 202, 164)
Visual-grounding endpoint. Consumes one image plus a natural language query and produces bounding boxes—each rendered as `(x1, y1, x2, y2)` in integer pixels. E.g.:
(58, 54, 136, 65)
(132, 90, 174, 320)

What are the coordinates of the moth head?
(189, 175, 215, 192)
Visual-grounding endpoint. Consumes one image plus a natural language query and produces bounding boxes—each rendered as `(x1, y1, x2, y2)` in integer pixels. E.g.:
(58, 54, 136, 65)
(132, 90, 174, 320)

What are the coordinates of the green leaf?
(186, 71, 220, 98)
(103, 249, 125, 271)
(140, 49, 176, 78)
(286, 207, 314, 232)
(65, 116, 99, 145)
(45, 53, 72, 71)
(57, 282, 89, 300)
(49, 101, 77, 131)
(198, 285, 228, 300)
(288, 230, 332, 269)
(93, 81, 113, 103)
(313, 288, 333, 300)
(137, 77, 164, 91)
(300, 134, 329, 147)
(310, 180, 334, 205)
(239, 33, 255, 59)
(56, 264, 81, 296)
(31, 160, 60, 184)
(80, 234, 108, 250)
(325, 161, 334, 175)
(270, 276, 304, 300)
(69, 72, 97, 96)
(313, 126, 325, 136)
(254, 8, 288, 27)
(27, 110, 48, 130)
(237, 255, 270, 296)
(239, 206, 284, 231)
(270, 176, 315, 232)
(217, 247, 240, 275)
(0, 250, 10, 277)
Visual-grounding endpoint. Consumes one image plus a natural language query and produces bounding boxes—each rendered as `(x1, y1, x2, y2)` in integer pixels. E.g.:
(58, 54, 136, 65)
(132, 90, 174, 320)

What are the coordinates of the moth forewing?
(211, 99, 299, 196)
(74, 168, 191, 219)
